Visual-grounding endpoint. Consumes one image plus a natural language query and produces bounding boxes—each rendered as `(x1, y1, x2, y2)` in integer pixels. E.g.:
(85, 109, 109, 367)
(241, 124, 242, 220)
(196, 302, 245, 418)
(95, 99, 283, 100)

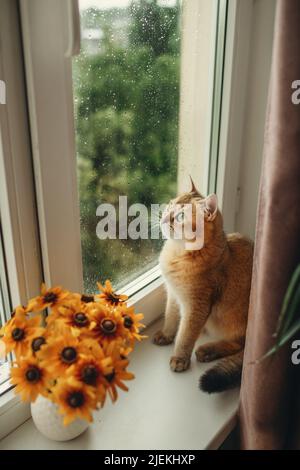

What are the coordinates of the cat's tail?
(199, 350, 244, 393)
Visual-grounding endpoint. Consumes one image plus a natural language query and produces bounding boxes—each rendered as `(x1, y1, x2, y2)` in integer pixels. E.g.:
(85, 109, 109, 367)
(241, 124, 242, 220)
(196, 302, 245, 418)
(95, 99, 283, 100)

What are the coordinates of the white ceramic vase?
(31, 395, 89, 441)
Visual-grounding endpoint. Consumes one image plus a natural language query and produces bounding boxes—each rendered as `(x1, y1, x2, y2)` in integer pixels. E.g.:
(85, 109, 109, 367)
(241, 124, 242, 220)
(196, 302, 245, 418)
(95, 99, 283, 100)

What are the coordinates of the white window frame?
(0, 0, 43, 437)
(216, 0, 254, 233)
(0, 0, 255, 440)
(178, 0, 219, 196)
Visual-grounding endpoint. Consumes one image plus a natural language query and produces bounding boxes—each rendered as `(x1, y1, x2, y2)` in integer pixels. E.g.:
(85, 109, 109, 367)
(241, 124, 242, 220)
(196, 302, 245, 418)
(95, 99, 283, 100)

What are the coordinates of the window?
(19, 0, 226, 301)
(0, 0, 42, 410)
(73, 0, 181, 291)
(72, 0, 229, 292)
(0, 228, 10, 330)
(0, 228, 11, 394)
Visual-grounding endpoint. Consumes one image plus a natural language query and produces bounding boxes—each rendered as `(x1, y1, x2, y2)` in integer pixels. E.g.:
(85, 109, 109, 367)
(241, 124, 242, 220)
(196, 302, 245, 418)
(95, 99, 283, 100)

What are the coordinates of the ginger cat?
(153, 180, 253, 393)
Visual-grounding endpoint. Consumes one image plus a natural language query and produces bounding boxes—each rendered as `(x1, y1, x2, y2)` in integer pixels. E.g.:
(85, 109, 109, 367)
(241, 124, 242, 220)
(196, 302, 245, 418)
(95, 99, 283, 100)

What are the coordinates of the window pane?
(73, 0, 181, 292)
(0, 231, 10, 327)
(0, 228, 11, 375)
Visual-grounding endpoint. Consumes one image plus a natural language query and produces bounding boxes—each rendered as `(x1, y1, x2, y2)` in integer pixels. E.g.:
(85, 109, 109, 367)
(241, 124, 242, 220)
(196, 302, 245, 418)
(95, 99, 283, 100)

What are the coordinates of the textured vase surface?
(31, 395, 89, 441)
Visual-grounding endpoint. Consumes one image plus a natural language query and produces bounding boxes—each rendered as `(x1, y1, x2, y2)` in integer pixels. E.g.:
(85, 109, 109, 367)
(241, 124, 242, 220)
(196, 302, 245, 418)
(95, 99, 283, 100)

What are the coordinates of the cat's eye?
(175, 212, 184, 223)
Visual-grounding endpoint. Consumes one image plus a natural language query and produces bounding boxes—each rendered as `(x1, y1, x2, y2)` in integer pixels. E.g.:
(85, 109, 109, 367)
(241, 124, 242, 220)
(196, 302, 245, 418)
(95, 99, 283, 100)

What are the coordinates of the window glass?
(0, 229, 10, 378)
(73, 0, 181, 292)
(0, 230, 10, 328)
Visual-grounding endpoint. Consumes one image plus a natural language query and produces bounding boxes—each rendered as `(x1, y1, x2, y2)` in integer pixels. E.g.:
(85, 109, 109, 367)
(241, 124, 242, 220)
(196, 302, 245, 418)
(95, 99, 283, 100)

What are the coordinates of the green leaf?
(275, 264, 300, 337)
(259, 317, 300, 362)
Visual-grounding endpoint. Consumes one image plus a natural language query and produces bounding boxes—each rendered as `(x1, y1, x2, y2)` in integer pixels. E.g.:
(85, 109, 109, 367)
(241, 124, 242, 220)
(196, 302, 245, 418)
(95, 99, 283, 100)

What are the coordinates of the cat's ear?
(189, 175, 199, 194)
(204, 194, 218, 221)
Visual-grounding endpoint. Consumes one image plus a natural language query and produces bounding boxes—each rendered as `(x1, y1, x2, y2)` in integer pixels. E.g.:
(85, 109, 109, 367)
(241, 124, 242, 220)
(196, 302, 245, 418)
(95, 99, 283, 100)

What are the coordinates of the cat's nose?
(162, 212, 175, 224)
(161, 213, 170, 224)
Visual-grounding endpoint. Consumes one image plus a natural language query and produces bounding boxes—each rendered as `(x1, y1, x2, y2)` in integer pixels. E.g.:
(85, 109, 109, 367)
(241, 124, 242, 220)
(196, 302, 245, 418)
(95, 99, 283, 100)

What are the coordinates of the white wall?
(235, 0, 277, 239)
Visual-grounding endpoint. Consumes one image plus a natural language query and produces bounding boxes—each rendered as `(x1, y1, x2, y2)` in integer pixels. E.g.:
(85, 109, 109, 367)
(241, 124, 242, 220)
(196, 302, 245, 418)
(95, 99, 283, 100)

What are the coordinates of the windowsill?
(0, 319, 239, 450)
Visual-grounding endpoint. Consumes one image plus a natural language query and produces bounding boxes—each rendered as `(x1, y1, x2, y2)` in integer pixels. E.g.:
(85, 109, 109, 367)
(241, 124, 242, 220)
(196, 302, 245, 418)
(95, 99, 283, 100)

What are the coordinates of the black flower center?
(81, 364, 99, 385)
(105, 370, 115, 383)
(61, 347, 77, 364)
(74, 312, 88, 327)
(68, 391, 85, 408)
(32, 336, 46, 352)
(100, 319, 117, 335)
(25, 366, 41, 383)
(81, 294, 94, 303)
(43, 292, 58, 304)
(12, 328, 25, 341)
(107, 292, 121, 304)
(124, 316, 133, 328)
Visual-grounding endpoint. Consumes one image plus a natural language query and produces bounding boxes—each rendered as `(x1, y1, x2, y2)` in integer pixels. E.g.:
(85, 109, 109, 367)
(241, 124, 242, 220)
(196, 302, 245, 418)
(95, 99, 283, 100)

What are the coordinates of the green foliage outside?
(73, 0, 181, 292)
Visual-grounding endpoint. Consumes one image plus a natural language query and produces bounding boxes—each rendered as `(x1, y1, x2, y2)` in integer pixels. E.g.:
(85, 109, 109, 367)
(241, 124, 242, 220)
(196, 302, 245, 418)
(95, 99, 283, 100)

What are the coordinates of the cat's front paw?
(169, 356, 190, 372)
(153, 330, 174, 346)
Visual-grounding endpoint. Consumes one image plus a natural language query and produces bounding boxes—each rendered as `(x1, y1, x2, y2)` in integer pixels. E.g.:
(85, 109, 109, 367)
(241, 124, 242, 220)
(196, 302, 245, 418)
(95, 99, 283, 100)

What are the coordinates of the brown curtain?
(239, 0, 300, 450)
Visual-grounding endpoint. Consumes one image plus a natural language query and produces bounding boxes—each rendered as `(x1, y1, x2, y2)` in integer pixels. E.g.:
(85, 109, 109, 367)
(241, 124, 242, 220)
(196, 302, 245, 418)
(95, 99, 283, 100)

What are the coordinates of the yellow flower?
(0, 307, 26, 339)
(67, 292, 96, 305)
(53, 301, 92, 337)
(10, 356, 51, 402)
(53, 378, 98, 425)
(45, 295, 95, 331)
(117, 305, 146, 344)
(89, 304, 128, 347)
(44, 309, 60, 328)
(29, 327, 48, 355)
(96, 280, 128, 305)
(2, 310, 41, 358)
(0, 306, 27, 333)
(27, 284, 70, 312)
(66, 341, 112, 406)
(37, 331, 87, 376)
(103, 342, 134, 403)
(119, 346, 133, 359)
(80, 293, 96, 304)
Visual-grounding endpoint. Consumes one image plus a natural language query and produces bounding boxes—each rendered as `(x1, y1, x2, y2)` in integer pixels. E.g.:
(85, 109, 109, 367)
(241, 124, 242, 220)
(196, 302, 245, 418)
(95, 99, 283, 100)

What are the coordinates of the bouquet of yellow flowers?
(0, 281, 145, 425)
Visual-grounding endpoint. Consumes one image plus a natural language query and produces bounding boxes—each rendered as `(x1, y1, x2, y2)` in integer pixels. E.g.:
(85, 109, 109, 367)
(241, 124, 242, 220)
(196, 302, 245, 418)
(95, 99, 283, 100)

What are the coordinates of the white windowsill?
(0, 319, 239, 450)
